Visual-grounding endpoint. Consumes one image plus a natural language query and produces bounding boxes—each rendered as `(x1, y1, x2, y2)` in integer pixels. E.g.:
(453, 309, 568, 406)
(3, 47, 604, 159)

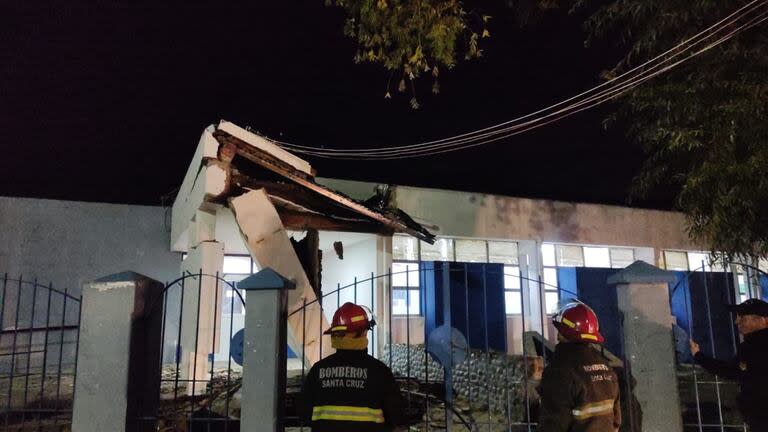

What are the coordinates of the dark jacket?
(694, 327, 768, 429)
(301, 349, 403, 432)
(538, 343, 622, 432)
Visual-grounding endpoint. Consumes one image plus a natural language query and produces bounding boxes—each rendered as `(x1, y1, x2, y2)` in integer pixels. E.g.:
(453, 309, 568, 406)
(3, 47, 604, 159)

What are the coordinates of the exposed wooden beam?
(277, 209, 394, 235)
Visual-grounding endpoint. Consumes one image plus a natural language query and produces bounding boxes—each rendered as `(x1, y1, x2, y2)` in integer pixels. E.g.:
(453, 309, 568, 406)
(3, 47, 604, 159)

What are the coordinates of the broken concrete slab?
(230, 189, 331, 366)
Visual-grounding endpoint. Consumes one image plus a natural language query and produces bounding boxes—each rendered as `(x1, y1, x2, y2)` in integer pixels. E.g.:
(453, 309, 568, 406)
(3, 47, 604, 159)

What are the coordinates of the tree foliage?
(541, 0, 768, 260)
(327, 0, 490, 108)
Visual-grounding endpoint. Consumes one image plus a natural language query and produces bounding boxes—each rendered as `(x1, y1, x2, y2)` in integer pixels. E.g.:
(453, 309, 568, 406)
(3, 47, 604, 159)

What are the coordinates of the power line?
(272, 1, 768, 159)
(343, 7, 768, 160)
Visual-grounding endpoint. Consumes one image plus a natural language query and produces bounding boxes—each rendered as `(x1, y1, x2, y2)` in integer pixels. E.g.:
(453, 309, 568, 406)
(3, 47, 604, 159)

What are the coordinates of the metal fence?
(287, 263, 638, 432)
(119, 260, 763, 431)
(0, 274, 82, 431)
(672, 262, 766, 432)
(131, 272, 245, 431)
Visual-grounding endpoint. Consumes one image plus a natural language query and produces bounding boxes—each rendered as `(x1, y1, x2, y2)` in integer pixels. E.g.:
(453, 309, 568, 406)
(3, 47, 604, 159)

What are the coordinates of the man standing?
(538, 301, 622, 432)
(301, 302, 403, 431)
(690, 298, 768, 431)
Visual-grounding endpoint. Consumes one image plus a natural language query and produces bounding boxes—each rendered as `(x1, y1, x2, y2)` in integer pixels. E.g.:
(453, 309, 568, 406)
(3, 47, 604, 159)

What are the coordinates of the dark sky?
(0, 1, 669, 209)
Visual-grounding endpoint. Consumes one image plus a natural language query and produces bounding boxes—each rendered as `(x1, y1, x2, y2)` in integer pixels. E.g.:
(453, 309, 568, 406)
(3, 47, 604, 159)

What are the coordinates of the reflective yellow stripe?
(580, 333, 598, 341)
(572, 399, 614, 420)
(350, 315, 367, 323)
(330, 325, 347, 332)
(312, 405, 385, 423)
(561, 317, 577, 328)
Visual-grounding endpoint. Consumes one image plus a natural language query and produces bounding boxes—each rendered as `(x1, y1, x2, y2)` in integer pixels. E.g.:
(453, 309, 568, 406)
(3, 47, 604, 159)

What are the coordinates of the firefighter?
(301, 302, 404, 431)
(538, 301, 622, 432)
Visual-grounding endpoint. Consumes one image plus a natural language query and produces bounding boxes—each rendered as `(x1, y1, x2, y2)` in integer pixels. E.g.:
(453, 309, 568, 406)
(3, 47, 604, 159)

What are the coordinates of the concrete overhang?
(171, 120, 434, 252)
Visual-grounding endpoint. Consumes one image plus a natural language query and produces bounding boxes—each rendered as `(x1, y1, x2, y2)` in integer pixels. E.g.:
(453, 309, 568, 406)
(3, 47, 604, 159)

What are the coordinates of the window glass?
(545, 292, 560, 315)
(543, 268, 558, 290)
(737, 274, 747, 294)
(687, 252, 710, 271)
(455, 239, 488, 263)
(505, 291, 522, 315)
(609, 248, 635, 268)
(664, 251, 689, 271)
(222, 286, 245, 315)
(556, 245, 584, 267)
(420, 238, 455, 261)
(392, 262, 420, 287)
(393, 236, 419, 261)
(392, 289, 420, 315)
(223, 256, 251, 274)
(489, 241, 519, 265)
(583, 247, 610, 268)
(541, 244, 556, 267)
(504, 266, 521, 289)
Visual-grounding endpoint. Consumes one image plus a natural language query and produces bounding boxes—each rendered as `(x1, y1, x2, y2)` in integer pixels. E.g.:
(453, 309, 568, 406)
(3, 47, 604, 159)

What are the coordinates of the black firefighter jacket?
(538, 342, 622, 432)
(694, 327, 768, 430)
(300, 349, 404, 432)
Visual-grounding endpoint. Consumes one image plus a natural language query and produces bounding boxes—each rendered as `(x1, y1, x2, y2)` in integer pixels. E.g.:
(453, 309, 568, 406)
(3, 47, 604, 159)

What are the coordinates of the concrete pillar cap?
(238, 267, 296, 291)
(607, 260, 678, 285)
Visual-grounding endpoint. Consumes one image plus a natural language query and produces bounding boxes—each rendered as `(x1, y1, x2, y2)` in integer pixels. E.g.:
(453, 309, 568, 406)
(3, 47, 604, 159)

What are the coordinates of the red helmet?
(553, 301, 604, 344)
(324, 302, 375, 335)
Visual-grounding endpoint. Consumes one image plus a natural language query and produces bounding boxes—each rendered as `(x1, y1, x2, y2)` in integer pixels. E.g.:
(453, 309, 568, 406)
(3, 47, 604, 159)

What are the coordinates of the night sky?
(0, 1, 670, 209)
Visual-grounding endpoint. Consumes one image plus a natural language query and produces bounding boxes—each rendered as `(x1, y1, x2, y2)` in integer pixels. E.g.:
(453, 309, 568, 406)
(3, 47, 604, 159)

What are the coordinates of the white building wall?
(318, 178, 701, 257)
(0, 196, 180, 295)
(319, 232, 379, 354)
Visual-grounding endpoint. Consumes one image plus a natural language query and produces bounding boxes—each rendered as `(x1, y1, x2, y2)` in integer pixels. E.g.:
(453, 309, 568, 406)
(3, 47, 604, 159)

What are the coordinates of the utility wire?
(271, 0, 767, 159)
(331, 7, 768, 160)
(279, 0, 763, 156)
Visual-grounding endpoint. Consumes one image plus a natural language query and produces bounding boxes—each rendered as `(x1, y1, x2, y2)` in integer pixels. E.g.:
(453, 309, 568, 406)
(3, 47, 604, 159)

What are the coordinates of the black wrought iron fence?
(0, 274, 81, 431)
(287, 263, 637, 432)
(131, 271, 245, 431)
(671, 261, 766, 432)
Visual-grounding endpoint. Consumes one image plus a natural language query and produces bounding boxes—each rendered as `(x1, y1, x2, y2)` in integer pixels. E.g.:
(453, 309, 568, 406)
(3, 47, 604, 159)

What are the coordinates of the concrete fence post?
(72, 272, 164, 432)
(607, 261, 682, 432)
(238, 267, 296, 432)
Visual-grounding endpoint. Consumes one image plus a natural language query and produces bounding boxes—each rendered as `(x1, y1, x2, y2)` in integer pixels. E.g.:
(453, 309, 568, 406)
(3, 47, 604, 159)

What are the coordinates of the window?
(737, 273, 749, 303)
(393, 236, 419, 261)
(609, 248, 635, 268)
(489, 241, 519, 265)
(222, 255, 257, 315)
(557, 245, 584, 267)
(393, 236, 521, 315)
(583, 247, 610, 268)
(504, 265, 522, 314)
(542, 267, 560, 315)
(420, 238, 455, 261)
(664, 251, 689, 271)
(391, 261, 420, 315)
(542, 244, 575, 315)
(455, 239, 488, 263)
(663, 250, 725, 272)
(223, 255, 252, 274)
(540, 243, 636, 314)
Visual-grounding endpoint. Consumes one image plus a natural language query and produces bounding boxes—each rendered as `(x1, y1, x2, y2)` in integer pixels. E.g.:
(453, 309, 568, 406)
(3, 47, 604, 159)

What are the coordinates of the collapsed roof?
(171, 120, 434, 252)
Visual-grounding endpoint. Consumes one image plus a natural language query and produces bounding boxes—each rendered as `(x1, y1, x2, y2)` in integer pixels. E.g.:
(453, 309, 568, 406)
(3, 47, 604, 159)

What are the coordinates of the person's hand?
(689, 339, 700, 355)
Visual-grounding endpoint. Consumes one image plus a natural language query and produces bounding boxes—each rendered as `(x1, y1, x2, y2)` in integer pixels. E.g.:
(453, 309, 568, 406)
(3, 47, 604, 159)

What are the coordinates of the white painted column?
(180, 210, 224, 395)
(72, 272, 164, 432)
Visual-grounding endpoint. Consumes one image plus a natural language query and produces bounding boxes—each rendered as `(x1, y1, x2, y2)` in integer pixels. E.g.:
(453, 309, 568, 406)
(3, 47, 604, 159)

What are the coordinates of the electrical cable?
(268, 1, 767, 159)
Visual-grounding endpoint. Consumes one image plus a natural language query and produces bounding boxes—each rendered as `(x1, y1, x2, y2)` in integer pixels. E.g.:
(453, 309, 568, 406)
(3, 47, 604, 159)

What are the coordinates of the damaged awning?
(211, 121, 435, 243)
